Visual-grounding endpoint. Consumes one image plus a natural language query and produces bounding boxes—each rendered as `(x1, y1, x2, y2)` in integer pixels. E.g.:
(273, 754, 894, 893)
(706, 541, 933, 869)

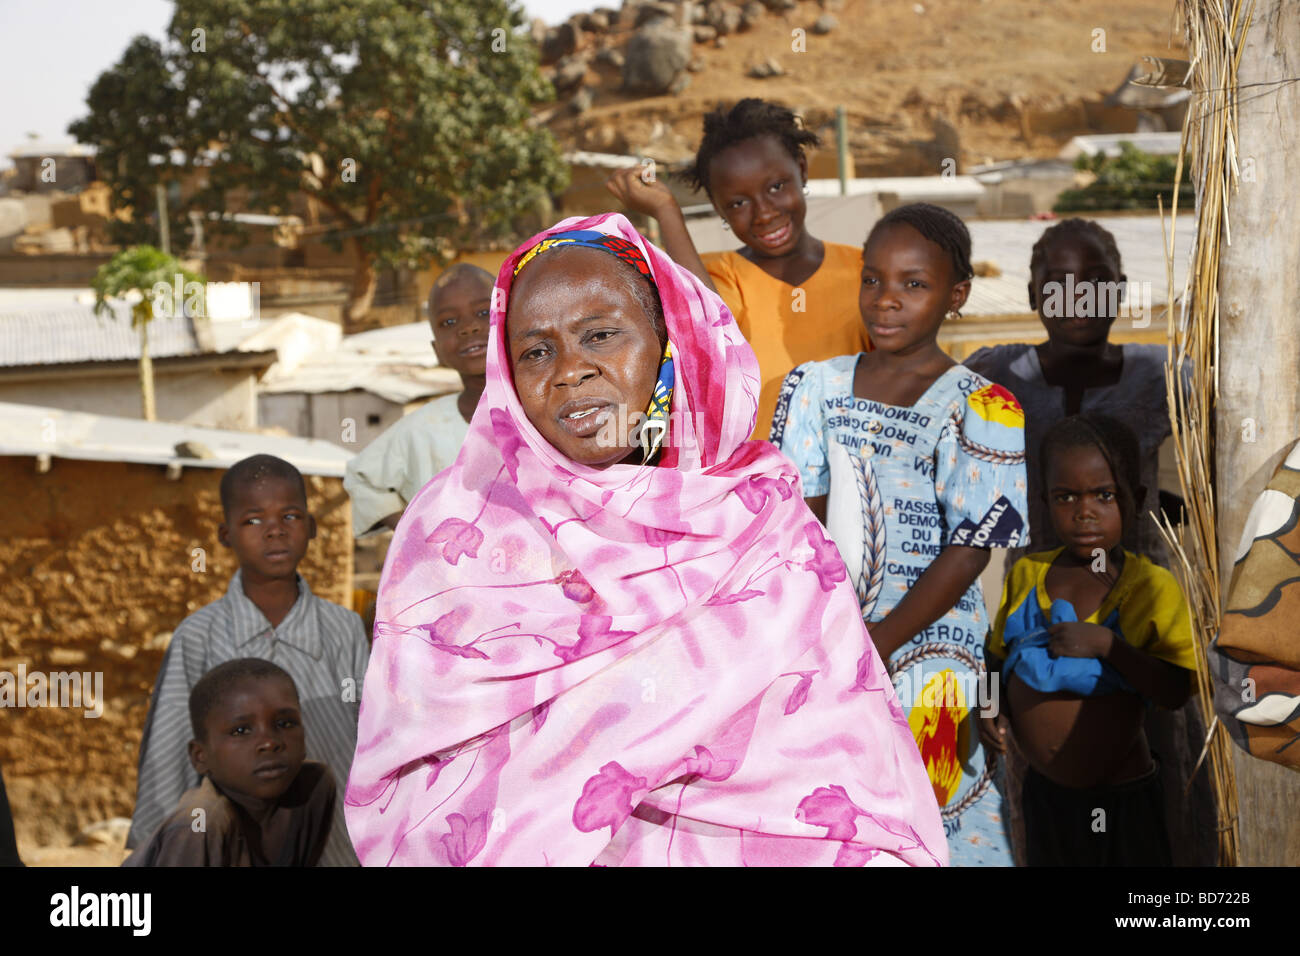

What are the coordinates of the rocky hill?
(532, 0, 1186, 175)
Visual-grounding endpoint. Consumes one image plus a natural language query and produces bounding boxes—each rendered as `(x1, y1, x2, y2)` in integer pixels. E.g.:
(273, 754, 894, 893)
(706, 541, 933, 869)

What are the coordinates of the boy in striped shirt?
(127, 455, 369, 866)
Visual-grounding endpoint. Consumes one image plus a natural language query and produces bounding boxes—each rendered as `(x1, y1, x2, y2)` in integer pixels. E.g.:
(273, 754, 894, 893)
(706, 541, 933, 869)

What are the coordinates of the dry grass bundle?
(1154, 0, 1257, 868)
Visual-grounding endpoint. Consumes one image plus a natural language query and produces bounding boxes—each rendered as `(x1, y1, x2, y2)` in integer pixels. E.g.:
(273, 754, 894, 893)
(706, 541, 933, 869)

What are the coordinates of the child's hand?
(1047, 622, 1115, 659)
(605, 166, 681, 220)
(978, 711, 1010, 754)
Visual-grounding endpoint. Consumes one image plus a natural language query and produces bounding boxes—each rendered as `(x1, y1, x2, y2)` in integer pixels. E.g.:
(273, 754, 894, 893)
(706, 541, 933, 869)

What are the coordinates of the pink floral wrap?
(344, 213, 946, 866)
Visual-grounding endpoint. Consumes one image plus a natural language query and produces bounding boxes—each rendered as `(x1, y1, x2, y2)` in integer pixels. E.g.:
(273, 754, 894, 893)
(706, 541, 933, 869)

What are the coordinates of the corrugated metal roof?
(208, 312, 342, 361)
(340, 321, 437, 357)
(0, 401, 352, 476)
(563, 151, 643, 169)
(7, 141, 96, 159)
(807, 175, 985, 200)
(1060, 132, 1182, 160)
(260, 358, 461, 405)
(0, 301, 204, 368)
(256, 320, 458, 404)
(0, 287, 96, 308)
(969, 158, 1078, 182)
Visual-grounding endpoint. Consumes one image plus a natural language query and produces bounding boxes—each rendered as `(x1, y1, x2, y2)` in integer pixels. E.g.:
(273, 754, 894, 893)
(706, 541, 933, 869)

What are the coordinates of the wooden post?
(836, 105, 849, 197)
(155, 183, 170, 255)
(138, 318, 157, 422)
(1215, 0, 1300, 866)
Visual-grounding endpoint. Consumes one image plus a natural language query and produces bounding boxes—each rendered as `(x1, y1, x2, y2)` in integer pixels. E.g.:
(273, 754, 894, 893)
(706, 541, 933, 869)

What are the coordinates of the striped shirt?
(127, 570, 370, 866)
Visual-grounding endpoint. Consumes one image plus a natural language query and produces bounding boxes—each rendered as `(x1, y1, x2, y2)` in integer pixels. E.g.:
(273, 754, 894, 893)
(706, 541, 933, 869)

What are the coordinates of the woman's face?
(707, 134, 808, 258)
(507, 247, 663, 468)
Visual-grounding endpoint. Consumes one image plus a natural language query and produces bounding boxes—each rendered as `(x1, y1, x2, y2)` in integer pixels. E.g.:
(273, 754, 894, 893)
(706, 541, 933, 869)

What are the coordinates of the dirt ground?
(549, 0, 1187, 172)
(0, 457, 352, 863)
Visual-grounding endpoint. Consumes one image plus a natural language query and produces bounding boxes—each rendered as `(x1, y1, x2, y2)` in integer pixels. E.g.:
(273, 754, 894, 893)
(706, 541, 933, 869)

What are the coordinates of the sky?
(0, 0, 596, 169)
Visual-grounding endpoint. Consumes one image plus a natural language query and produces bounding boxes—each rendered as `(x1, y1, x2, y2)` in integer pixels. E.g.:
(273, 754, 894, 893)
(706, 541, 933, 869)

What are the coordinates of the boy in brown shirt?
(124, 658, 335, 866)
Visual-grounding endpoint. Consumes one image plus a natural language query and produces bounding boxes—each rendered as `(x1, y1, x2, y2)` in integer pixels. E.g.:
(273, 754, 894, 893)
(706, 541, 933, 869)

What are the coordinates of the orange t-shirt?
(704, 242, 870, 440)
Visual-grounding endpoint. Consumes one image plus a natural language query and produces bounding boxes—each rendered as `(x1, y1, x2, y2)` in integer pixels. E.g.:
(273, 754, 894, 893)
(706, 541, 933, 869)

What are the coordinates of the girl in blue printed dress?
(771, 203, 1030, 865)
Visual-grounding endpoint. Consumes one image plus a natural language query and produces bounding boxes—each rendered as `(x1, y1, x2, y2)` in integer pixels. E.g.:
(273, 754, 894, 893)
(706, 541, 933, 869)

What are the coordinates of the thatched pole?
(1213, 0, 1300, 865)
(1159, 0, 1251, 868)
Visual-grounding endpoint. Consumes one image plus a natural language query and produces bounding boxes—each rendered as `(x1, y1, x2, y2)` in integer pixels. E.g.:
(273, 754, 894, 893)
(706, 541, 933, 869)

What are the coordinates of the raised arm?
(606, 166, 718, 294)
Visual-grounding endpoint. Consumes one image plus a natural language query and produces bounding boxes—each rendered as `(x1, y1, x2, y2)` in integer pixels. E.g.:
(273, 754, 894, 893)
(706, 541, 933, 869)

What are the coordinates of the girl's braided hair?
(866, 202, 974, 283)
(683, 98, 820, 198)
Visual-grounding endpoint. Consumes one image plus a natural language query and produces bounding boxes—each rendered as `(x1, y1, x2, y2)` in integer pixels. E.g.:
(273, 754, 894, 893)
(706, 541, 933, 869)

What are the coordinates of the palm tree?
(91, 246, 205, 421)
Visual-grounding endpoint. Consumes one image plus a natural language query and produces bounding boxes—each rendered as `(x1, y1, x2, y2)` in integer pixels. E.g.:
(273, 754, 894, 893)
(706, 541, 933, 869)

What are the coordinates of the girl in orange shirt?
(608, 98, 870, 439)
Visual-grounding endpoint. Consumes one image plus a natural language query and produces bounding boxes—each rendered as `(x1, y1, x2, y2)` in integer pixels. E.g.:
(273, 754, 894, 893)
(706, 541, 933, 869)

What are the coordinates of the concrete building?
(0, 294, 276, 429)
(257, 320, 461, 450)
(5, 142, 96, 195)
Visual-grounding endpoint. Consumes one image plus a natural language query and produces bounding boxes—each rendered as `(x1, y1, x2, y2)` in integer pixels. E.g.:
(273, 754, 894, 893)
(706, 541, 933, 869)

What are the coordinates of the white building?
(0, 291, 276, 430)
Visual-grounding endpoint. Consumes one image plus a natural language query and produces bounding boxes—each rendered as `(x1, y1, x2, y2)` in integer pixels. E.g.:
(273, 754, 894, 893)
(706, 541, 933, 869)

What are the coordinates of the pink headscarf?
(345, 213, 945, 866)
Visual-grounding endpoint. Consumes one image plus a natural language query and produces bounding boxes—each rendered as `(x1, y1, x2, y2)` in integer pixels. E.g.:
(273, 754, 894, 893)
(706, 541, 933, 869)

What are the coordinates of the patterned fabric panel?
(1211, 440, 1300, 767)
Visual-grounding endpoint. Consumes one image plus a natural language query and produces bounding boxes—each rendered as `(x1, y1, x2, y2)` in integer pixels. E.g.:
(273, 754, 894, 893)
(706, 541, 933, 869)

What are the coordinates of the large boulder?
(595, 46, 626, 69)
(569, 87, 595, 115)
(623, 18, 693, 95)
(747, 57, 786, 78)
(707, 2, 743, 35)
(634, 2, 678, 27)
(540, 22, 578, 65)
(552, 55, 589, 95)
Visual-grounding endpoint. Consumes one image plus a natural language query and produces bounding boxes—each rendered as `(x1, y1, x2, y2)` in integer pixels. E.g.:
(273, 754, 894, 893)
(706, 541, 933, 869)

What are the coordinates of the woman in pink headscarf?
(345, 213, 945, 866)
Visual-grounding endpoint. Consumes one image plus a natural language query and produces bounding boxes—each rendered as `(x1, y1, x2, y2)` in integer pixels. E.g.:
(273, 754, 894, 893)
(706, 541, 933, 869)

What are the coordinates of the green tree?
(1054, 142, 1194, 213)
(71, 0, 567, 321)
(69, 36, 188, 250)
(92, 245, 206, 421)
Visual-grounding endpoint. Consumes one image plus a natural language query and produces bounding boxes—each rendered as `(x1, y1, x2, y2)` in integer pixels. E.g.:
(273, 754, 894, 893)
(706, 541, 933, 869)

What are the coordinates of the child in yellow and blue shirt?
(982, 414, 1196, 866)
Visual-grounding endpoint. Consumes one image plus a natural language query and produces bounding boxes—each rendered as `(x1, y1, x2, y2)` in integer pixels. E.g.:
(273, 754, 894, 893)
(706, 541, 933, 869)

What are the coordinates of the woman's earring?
(721, 220, 730, 231)
(802, 183, 811, 196)
(945, 310, 961, 321)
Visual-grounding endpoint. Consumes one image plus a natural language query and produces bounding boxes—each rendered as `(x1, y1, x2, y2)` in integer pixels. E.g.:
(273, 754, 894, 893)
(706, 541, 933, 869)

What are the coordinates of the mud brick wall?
(0, 456, 352, 849)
